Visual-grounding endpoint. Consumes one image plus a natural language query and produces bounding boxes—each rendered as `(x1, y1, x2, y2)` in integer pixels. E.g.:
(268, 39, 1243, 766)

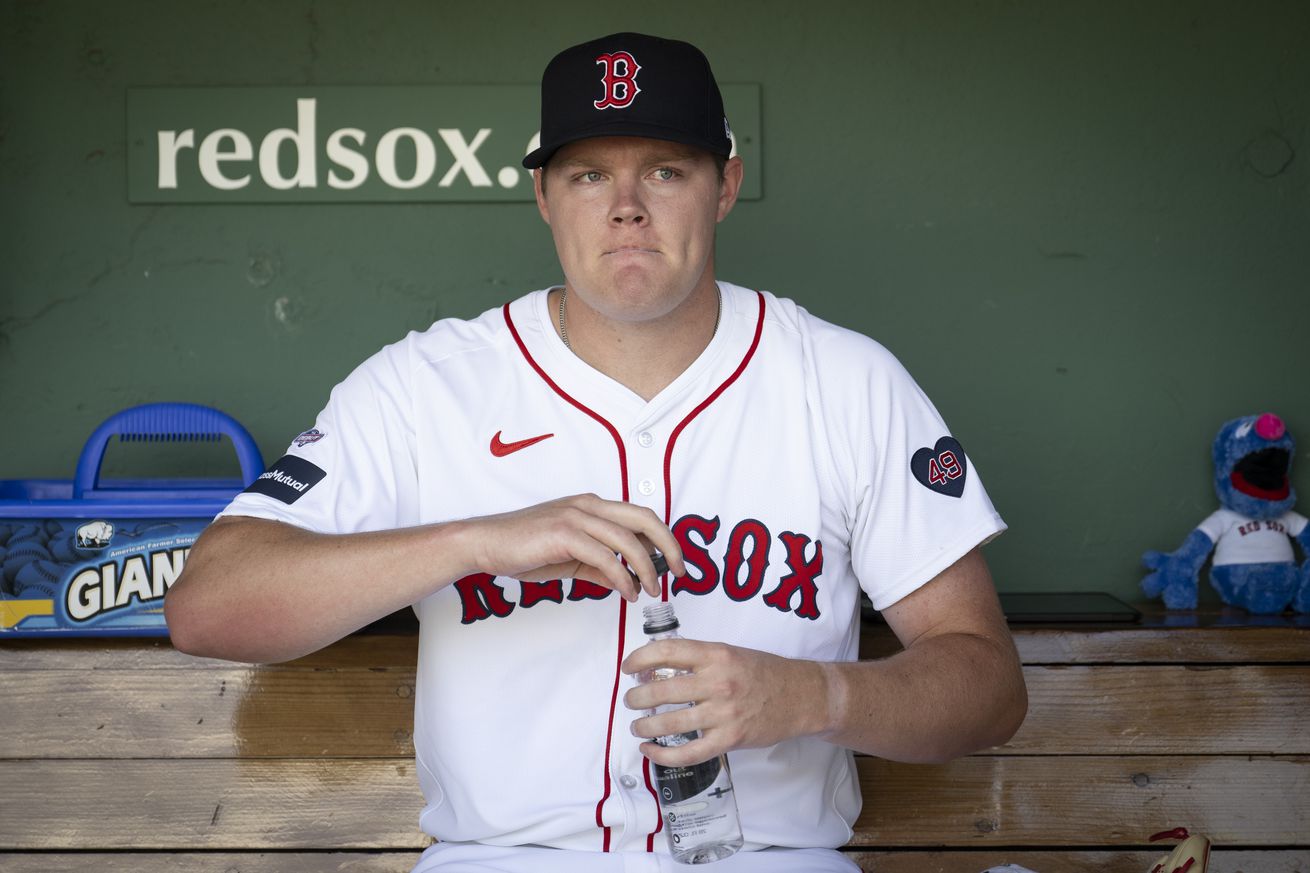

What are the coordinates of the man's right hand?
(456, 493, 685, 602)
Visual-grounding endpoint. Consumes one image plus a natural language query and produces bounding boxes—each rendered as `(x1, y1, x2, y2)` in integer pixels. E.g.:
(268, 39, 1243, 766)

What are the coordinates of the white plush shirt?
(1197, 507, 1308, 566)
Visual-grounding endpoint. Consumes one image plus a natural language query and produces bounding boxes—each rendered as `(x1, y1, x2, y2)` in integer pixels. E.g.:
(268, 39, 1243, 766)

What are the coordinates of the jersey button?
(638, 479, 655, 496)
(638, 431, 654, 448)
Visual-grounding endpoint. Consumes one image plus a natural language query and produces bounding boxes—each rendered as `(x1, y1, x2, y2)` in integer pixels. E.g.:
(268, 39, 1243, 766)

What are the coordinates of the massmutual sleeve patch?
(244, 455, 327, 504)
(911, 436, 968, 498)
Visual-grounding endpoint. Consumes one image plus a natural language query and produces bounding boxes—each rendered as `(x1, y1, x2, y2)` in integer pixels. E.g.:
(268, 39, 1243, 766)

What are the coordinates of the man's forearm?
(164, 517, 474, 664)
(165, 495, 688, 665)
(818, 629, 1027, 763)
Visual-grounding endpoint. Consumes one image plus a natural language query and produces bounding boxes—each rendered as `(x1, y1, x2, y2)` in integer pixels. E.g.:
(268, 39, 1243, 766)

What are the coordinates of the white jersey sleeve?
(1284, 511, 1308, 538)
(218, 338, 419, 534)
(807, 320, 1006, 611)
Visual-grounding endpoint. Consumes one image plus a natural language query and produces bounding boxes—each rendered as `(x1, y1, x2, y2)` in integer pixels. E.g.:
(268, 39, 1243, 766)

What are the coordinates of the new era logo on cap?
(523, 32, 732, 169)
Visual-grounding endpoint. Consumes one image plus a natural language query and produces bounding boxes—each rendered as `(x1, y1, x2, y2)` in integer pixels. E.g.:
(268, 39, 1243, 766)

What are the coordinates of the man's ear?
(533, 168, 550, 225)
(716, 156, 745, 222)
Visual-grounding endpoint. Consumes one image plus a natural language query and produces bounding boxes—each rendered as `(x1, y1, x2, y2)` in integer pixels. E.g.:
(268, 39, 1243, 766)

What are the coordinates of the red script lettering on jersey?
(451, 514, 826, 624)
(490, 430, 555, 457)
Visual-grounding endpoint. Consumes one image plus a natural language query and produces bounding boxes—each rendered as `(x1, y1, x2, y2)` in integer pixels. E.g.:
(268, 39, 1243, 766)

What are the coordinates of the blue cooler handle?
(74, 402, 266, 498)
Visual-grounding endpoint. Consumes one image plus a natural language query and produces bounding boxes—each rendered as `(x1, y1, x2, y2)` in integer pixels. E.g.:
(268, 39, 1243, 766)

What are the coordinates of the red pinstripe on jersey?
(644, 289, 766, 850)
(503, 301, 631, 852)
(663, 291, 767, 574)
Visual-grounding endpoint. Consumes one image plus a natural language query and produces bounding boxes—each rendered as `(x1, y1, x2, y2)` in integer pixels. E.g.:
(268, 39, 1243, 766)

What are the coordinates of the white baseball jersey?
(220, 281, 1005, 855)
(1196, 508, 1308, 566)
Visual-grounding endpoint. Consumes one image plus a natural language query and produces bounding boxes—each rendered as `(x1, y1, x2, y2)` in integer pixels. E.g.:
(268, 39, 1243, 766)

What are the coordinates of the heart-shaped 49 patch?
(911, 436, 968, 498)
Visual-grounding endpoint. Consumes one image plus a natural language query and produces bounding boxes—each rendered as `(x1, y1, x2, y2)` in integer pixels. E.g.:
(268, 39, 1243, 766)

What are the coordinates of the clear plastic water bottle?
(639, 602, 744, 864)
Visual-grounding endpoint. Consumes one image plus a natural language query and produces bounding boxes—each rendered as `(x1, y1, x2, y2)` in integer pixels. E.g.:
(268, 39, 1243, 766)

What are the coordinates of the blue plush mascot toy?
(1142, 413, 1310, 613)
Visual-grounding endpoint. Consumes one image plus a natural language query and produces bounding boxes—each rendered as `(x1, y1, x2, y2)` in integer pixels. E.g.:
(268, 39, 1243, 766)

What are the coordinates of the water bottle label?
(653, 756, 722, 803)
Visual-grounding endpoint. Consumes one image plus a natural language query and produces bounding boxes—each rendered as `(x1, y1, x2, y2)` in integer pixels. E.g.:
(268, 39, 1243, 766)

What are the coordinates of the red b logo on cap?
(594, 51, 641, 110)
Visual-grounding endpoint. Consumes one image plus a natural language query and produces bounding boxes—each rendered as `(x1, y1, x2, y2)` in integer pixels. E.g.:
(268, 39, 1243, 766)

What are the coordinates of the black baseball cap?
(522, 32, 732, 170)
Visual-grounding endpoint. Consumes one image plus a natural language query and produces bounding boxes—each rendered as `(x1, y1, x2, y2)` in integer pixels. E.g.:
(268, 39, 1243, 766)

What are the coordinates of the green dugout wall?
(2, 1, 1307, 606)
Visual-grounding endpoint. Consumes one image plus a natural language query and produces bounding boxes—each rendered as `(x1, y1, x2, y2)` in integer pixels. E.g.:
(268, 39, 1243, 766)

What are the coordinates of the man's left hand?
(621, 639, 831, 767)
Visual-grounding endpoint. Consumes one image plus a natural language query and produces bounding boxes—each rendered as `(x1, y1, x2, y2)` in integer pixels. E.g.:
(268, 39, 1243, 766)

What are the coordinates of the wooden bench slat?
(1000, 664, 1310, 754)
(0, 852, 1306, 873)
(0, 667, 417, 758)
(844, 850, 1310, 873)
(856, 755, 1310, 846)
(3, 612, 1305, 674)
(0, 634, 420, 671)
(0, 853, 424, 872)
(1010, 625, 1310, 664)
(0, 759, 430, 850)
(2, 756, 1305, 850)
(3, 664, 1304, 758)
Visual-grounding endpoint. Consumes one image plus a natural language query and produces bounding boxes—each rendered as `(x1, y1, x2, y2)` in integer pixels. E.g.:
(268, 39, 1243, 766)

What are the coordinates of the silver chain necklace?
(557, 287, 722, 351)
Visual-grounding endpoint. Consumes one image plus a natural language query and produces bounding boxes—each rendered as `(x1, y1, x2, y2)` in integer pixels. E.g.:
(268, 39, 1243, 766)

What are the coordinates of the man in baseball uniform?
(166, 32, 1026, 873)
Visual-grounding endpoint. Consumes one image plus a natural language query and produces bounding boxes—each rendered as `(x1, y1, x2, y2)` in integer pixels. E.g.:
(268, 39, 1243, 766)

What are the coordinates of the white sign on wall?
(127, 85, 762, 203)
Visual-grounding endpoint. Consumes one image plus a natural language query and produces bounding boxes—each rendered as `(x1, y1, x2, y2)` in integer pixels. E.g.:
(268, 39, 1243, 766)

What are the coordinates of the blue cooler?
(0, 403, 264, 636)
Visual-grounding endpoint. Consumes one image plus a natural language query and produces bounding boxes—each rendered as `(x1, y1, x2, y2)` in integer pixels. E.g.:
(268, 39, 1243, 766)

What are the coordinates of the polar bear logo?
(76, 520, 115, 549)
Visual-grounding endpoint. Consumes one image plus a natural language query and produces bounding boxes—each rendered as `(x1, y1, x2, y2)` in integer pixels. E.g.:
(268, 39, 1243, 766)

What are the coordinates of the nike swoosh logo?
(490, 430, 555, 457)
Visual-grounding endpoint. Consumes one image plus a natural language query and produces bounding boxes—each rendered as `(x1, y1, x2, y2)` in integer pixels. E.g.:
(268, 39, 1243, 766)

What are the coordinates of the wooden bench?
(1, 607, 1306, 872)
